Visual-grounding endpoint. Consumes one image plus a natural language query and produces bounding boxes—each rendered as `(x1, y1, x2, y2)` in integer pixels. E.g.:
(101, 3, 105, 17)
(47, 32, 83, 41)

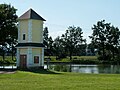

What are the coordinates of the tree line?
(43, 26, 86, 60)
(1, 3, 120, 64)
(43, 20, 120, 63)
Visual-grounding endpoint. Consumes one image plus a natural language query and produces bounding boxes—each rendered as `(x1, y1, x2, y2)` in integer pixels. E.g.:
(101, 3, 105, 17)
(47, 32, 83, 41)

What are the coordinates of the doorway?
(20, 55, 27, 68)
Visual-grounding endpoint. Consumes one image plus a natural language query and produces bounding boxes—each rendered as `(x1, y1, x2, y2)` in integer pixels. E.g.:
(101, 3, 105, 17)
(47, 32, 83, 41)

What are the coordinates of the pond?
(45, 64, 120, 74)
(0, 66, 17, 69)
(1, 64, 120, 74)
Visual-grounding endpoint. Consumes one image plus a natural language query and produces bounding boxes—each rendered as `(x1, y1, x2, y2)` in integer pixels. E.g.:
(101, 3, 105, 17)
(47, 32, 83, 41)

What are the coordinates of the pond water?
(1, 64, 120, 74)
(0, 66, 17, 69)
(46, 64, 120, 74)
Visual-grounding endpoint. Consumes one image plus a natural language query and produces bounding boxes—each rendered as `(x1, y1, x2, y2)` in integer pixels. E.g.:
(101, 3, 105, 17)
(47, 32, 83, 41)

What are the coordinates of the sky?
(0, 0, 120, 43)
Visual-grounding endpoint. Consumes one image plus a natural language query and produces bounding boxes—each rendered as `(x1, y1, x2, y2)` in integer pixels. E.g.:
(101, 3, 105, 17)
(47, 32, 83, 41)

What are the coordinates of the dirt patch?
(0, 71, 16, 74)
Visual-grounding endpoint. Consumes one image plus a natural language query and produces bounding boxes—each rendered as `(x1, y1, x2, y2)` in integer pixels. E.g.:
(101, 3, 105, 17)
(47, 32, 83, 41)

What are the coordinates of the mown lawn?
(0, 70, 120, 90)
(45, 56, 97, 62)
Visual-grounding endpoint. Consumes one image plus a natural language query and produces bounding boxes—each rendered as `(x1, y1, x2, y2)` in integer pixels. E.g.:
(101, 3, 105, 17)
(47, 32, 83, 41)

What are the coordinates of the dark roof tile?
(19, 9, 46, 21)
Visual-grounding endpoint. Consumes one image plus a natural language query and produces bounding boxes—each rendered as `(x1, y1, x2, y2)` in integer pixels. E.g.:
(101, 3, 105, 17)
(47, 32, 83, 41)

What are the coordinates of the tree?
(48, 36, 54, 56)
(61, 26, 85, 60)
(43, 27, 49, 56)
(107, 26, 120, 61)
(90, 20, 120, 62)
(87, 43, 96, 56)
(90, 20, 111, 60)
(6, 26, 18, 61)
(53, 36, 66, 60)
(43, 27, 54, 57)
(0, 4, 18, 61)
(76, 44, 87, 56)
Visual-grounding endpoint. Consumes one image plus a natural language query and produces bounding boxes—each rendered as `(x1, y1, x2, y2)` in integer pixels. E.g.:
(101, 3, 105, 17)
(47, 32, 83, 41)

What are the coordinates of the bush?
(72, 59, 100, 64)
(0, 56, 16, 66)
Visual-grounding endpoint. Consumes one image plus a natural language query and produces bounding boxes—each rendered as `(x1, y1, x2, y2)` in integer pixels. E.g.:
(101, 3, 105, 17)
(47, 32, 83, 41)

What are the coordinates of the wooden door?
(20, 55, 27, 68)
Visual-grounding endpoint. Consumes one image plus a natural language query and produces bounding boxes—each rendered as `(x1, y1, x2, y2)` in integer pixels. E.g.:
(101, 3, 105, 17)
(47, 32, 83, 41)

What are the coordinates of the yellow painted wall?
(32, 20, 43, 43)
(20, 48, 27, 54)
(32, 48, 42, 54)
(19, 19, 43, 43)
(32, 48, 42, 65)
(19, 20, 28, 42)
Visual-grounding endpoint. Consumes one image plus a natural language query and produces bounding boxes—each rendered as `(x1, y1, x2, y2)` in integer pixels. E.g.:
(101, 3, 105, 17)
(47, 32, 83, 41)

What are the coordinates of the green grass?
(74, 56, 97, 60)
(0, 70, 120, 90)
(45, 56, 97, 62)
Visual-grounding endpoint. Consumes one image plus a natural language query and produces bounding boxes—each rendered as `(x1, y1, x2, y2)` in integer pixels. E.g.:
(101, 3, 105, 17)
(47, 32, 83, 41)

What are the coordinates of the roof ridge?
(19, 8, 46, 21)
(30, 8, 33, 19)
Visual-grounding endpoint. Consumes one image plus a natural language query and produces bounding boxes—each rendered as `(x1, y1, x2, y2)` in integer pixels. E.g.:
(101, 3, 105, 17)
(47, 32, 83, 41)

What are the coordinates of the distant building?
(16, 9, 46, 69)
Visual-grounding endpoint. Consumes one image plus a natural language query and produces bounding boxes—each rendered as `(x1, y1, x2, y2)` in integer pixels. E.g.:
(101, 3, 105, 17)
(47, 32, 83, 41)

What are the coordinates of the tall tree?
(107, 26, 120, 60)
(48, 36, 53, 56)
(87, 43, 96, 56)
(53, 36, 66, 59)
(43, 27, 49, 56)
(53, 36, 61, 59)
(90, 20, 110, 60)
(61, 26, 85, 60)
(90, 20, 120, 62)
(0, 4, 18, 61)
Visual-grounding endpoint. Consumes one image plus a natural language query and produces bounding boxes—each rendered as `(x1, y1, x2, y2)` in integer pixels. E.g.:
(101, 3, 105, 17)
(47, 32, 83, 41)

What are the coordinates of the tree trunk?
(112, 50, 115, 60)
(12, 43, 14, 61)
(102, 43, 105, 60)
(2, 46, 5, 61)
(69, 50, 72, 60)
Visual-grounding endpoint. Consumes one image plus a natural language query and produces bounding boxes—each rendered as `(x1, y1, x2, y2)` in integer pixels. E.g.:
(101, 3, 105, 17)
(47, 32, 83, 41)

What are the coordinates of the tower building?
(16, 9, 45, 69)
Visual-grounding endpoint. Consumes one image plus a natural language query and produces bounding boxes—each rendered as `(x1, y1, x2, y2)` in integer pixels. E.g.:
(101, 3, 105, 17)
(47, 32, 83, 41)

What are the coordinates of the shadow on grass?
(30, 69, 61, 74)
(19, 68, 61, 74)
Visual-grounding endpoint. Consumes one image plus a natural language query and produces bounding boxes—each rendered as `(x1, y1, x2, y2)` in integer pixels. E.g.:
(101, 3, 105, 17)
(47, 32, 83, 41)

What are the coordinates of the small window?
(34, 56, 39, 63)
(23, 34, 25, 40)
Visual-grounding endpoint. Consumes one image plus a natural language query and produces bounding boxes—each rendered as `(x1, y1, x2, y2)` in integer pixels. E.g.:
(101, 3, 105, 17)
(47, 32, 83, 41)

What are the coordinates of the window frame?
(23, 33, 26, 40)
(34, 56, 39, 64)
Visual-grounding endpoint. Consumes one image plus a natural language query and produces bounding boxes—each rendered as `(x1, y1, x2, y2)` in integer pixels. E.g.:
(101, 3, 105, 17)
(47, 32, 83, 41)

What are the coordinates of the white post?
(39, 54, 41, 66)
(27, 47, 32, 67)
(42, 48, 44, 67)
(16, 48, 20, 67)
(18, 21, 20, 43)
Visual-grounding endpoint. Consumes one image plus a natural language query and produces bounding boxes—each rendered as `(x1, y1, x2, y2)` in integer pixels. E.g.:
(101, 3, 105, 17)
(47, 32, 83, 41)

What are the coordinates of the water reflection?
(48, 64, 120, 74)
(0, 66, 17, 69)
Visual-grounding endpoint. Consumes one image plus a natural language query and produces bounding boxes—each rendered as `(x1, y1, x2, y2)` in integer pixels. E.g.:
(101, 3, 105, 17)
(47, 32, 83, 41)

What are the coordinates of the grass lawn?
(0, 70, 120, 90)
(45, 56, 97, 62)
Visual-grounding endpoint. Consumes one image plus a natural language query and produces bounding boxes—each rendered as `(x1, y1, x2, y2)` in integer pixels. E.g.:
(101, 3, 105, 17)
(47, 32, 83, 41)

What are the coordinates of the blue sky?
(0, 0, 120, 43)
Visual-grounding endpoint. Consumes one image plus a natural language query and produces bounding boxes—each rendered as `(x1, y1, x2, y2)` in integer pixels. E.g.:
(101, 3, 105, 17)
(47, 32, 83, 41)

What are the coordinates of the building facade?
(16, 9, 46, 69)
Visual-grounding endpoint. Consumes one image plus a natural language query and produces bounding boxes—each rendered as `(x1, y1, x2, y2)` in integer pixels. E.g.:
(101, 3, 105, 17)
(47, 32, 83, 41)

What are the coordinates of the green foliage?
(0, 3, 18, 43)
(0, 56, 16, 65)
(72, 59, 100, 64)
(61, 26, 86, 60)
(72, 56, 98, 64)
(43, 27, 54, 56)
(53, 36, 67, 59)
(44, 56, 99, 64)
(0, 3, 18, 60)
(90, 20, 120, 62)
(43, 27, 49, 48)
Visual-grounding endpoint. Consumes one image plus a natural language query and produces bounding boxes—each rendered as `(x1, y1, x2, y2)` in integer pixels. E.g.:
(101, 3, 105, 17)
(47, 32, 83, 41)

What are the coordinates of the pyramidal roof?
(19, 9, 46, 21)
